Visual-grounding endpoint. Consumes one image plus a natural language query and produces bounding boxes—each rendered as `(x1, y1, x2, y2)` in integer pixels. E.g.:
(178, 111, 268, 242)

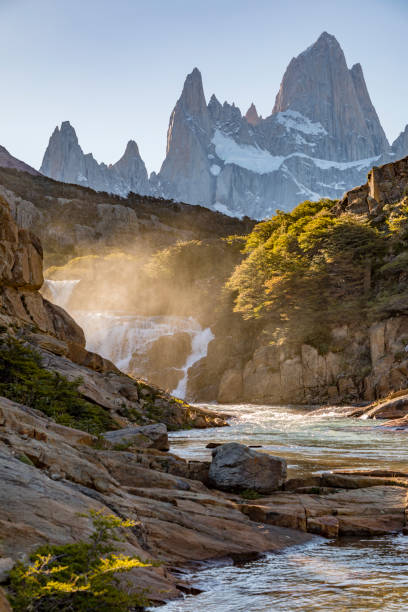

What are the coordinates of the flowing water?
(43, 280, 408, 608)
(43, 279, 80, 309)
(154, 404, 408, 611)
(42, 279, 213, 398)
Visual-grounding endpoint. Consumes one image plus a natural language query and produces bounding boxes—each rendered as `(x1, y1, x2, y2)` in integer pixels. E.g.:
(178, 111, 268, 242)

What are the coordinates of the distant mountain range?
(7, 32, 408, 219)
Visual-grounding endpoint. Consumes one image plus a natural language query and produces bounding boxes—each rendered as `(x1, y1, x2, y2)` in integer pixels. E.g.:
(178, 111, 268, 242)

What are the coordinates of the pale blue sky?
(1, 0, 407, 173)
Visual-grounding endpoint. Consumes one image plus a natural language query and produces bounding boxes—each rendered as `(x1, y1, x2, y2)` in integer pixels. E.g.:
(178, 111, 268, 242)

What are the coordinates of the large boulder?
(208, 443, 286, 493)
(103, 423, 169, 451)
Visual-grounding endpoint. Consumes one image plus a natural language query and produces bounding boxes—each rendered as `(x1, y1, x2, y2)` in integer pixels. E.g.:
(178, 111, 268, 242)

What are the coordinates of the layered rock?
(242, 484, 408, 538)
(0, 398, 310, 604)
(0, 194, 84, 344)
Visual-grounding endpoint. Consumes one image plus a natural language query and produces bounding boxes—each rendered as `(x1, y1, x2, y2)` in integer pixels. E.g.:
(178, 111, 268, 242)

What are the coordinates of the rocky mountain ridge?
(40, 121, 150, 197)
(0, 145, 39, 176)
(37, 32, 408, 219)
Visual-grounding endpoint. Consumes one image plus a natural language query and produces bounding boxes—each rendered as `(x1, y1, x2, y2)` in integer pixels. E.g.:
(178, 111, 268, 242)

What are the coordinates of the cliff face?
(0, 194, 84, 345)
(189, 156, 408, 406)
(272, 33, 388, 160)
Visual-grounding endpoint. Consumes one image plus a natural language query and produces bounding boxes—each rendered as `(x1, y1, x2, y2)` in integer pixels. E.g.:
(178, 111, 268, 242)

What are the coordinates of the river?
(153, 403, 408, 611)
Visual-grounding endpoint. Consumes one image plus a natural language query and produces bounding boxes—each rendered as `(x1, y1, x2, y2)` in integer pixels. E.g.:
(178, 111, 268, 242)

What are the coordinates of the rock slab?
(102, 423, 169, 451)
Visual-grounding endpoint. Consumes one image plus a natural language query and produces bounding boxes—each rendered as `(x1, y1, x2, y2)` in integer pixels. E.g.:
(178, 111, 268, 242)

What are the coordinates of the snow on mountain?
(40, 33, 408, 219)
(212, 129, 285, 174)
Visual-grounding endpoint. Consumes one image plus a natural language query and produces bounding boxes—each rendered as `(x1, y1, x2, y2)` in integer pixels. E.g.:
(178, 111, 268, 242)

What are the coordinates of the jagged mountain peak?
(179, 67, 207, 115)
(39, 36, 407, 221)
(316, 31, 339, 45)
(272, 33, 387, 160)
(245, 103, 261, 126)
(40, 121, 150, 196)
(392, 125, 408, 158)
(58, 120, 79, 142)
(350, 62, 363, 75)
(122, 139, 141, 158)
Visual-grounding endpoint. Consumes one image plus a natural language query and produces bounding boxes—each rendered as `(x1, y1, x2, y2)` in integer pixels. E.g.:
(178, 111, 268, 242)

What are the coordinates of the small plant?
(240, 489, 262, 500)
(16, 453, 35, 466)
(0, 337, 115, 434)
(112, 439, 137, 452)
(7, 510, 151, 611)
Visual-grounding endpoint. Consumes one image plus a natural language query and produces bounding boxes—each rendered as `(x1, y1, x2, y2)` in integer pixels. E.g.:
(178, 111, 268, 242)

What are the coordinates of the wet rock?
(360, 394, 408, 419)
(103, 423, 169, 451)
(241, 486, 408, 537)
(209, 443, 286, 493)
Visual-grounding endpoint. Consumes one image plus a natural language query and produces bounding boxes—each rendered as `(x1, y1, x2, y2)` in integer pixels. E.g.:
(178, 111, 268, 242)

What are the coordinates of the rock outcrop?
(0, 194, 84, 344)
(0, 189, 228, 429)
(0, 396, 310, 604)
(242, 483, 408, 538)
(102, 423, 169, 451)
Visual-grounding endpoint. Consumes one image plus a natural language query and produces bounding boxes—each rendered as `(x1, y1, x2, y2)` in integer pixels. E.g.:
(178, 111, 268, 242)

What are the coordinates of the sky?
(1, 0, 407, 174)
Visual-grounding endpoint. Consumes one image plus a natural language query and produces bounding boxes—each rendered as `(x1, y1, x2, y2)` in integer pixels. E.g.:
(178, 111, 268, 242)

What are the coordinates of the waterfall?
(43, 279, 80, 309)
(43, 277, 213, 400)
(172, 327, 214, 399)
(72, 310, 212, 398)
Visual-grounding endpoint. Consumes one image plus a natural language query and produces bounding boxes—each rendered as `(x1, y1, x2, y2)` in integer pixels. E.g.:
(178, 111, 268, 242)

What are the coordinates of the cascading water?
(74, 311, 213, 398)
(172, 326, 214, 399)
(43, 279, 80, 309)
(42, 279, 213, 399)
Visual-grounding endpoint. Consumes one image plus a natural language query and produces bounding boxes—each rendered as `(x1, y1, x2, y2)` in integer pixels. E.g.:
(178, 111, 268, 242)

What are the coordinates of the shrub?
(0, 337, 115, 434)
(240, 489, 262, 500)
(8, 510, 151, 611)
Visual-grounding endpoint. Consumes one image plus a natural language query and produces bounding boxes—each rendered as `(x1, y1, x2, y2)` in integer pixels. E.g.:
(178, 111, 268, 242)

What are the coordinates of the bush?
(227, 199, 388, 348)
(7, 510, 151, 611)
(0, 337, 115, 434)
(240, 489, 262, 500)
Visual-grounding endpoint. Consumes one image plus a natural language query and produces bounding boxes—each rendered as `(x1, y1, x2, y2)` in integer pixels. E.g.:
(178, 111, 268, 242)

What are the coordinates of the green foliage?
(227, 198, 390, 349)
(240, 489, 262, 500)
(0, 338, 115, 434)
(17, 453, 35, 466)
(147, 238, 243, 287)
(8, 510, 151, 611)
